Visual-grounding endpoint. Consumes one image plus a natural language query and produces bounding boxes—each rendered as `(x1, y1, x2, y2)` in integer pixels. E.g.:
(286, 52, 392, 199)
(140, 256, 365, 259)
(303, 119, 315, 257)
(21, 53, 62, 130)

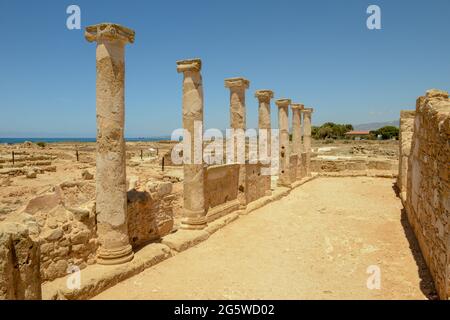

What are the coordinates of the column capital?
(291, 103, 304, 110)
(275, 99, 291, 108)
(224, 77, 250, 89)
(85, 23, 135, 44)
(255, 89, 274, 102)
(303, 107, 314, 114)
(176, 58, 202, 73)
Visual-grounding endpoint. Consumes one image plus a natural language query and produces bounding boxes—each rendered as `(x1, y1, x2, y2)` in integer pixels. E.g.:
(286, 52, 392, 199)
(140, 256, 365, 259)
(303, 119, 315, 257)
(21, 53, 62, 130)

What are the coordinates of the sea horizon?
(0, 136, 172, 144)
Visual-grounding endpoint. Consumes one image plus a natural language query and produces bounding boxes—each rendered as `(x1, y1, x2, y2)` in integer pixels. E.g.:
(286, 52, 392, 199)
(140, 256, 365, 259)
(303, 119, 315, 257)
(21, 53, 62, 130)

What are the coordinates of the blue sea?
(0, 137, 171, 145)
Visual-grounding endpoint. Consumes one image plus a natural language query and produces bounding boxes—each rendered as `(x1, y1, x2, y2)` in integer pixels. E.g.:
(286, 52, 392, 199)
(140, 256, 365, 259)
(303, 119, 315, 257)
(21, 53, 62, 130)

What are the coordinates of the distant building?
(344, 130, 371, 140)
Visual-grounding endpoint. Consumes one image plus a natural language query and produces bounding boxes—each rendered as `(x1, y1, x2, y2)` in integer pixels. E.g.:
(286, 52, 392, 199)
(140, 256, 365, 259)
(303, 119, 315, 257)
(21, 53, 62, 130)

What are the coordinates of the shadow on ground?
(392, 182, 438, 300)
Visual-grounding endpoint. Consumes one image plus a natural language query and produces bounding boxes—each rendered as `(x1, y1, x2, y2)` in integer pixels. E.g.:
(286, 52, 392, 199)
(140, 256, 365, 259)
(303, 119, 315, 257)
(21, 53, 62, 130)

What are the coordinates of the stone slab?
(161, 229, 210, 253)
(205, 212, 239, 235)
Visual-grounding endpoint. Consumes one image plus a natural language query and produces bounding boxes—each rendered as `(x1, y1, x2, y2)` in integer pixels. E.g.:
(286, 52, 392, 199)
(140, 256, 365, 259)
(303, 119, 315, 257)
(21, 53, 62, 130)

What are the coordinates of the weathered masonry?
(0, 24, 315, 300)
(399, 89, 450, 300)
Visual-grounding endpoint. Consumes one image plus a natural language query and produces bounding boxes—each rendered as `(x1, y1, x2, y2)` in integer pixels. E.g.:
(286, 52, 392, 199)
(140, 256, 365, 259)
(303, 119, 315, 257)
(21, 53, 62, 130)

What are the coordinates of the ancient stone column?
(255, 90, 274, 195)
(177, 59, 207, 230)
(225, 78, 249, 209)
(85, 23, 135, 265)
(303, 108, 314, 177)
(291, 103, 304, 179)
(276, 99, 292, 187)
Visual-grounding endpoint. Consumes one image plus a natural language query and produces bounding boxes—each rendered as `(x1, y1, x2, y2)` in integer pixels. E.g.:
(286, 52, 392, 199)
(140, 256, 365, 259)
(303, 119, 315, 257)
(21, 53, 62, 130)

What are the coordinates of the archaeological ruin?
(0, 22, 448, 301)
(399, 89, 450, 300)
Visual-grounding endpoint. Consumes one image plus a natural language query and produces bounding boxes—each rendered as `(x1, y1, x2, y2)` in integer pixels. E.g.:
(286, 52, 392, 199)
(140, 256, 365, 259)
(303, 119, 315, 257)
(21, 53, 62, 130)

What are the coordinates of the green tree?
(370, 126, 399, 140)
(313, 123, 354, 140)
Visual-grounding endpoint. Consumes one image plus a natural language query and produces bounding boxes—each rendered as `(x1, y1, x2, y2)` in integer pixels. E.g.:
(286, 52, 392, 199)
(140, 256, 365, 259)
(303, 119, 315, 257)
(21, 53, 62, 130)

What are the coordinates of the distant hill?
(353, 120, 399, 131)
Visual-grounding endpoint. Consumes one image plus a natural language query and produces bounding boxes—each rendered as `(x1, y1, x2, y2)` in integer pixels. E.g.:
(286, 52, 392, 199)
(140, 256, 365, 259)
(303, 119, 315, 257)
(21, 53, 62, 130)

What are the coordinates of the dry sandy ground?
(93, 177, 434, 299)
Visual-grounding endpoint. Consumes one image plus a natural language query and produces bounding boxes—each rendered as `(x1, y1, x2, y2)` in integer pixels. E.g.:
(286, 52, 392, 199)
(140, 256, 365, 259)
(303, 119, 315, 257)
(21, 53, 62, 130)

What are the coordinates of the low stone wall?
(405, 89, 450, 300)
(205, 164, 240, 221)
(244, 162, 266, 204)
(289, 154, 298, 183)
(0, 179, 175, 287)
(127, 181, 174, 248)
(311, 158, 398, 173)
(22, 183, 97, 282)
(300, 152, 307, 178)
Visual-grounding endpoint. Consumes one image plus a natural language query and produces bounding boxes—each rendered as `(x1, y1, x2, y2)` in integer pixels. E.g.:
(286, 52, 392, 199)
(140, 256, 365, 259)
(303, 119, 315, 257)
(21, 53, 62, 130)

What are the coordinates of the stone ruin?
(5, 22, 448, 301)
(398, 89, 450, 300)
(0, 22, 316, 299)
(0, 150, 57, 179)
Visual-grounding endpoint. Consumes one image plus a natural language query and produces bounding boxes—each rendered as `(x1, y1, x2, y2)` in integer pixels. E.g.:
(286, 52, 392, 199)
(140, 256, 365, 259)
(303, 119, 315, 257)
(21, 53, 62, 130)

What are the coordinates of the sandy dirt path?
(94, 177, 435, 300)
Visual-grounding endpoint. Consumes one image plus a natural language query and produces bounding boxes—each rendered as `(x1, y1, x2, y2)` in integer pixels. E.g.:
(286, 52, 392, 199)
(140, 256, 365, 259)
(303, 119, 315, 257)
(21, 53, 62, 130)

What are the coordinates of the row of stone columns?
(176, 62, 315, 228)
(85, 22, 314, 264)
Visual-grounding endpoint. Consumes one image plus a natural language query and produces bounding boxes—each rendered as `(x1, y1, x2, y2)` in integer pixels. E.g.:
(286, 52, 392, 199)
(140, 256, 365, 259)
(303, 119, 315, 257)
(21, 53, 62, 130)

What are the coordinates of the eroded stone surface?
(0, 222, 41, 300)
(177, 59, 207, 230)
(405, 89, 450, 300)
(86, 22, 135, 265)
(276, 99, 291, 187)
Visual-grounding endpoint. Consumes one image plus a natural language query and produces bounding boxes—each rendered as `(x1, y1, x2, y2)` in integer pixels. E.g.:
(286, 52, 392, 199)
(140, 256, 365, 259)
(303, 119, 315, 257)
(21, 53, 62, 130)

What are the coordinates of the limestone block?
(0, 223, 41, 300)
(127, 188, 174, 248)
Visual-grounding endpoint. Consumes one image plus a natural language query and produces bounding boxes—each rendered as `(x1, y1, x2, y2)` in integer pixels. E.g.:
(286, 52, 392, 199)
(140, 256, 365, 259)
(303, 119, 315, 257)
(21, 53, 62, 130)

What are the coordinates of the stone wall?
(312, 158, 398, 173)
(289, 155, 298, 183)
(22, 183, 97, 282)
(2, 179, 175, 285)
(205, 164, 240, 221)
(127, 181, 174, 248)
(398, 110, 416, 199)
(0, 222, 41, 299)
(405, 89, 450, 300)
(244, 163, 266, 204)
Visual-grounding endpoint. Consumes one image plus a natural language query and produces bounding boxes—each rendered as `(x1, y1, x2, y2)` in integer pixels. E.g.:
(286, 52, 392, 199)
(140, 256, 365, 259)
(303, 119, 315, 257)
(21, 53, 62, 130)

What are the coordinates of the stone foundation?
(0, 177, 175, 290)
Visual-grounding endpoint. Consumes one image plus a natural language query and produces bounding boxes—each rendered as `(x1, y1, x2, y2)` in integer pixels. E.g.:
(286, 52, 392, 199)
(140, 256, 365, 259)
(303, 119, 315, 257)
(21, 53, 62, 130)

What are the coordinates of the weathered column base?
(180, 213, 207, 230)
(97, 244, 134, 265)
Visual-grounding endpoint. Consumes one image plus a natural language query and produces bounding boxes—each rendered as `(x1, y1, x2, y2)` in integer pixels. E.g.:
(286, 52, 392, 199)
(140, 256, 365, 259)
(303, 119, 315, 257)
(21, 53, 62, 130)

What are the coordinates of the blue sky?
(0, 0, 449, 137)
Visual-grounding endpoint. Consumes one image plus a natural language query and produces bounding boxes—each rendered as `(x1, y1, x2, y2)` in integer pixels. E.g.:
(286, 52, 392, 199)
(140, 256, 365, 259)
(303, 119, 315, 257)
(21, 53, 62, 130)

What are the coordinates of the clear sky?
(0, 0, 449, 137)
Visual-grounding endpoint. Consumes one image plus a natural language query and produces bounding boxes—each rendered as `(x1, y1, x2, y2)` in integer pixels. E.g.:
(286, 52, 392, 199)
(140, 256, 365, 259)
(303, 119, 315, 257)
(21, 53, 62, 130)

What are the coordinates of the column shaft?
(256, 90, 273, 195)
(276, 99, 291, 187)
(291, 104, 303, 180)
(85, 23, 135, 265)
(177, 59, 207, 230)
(303, 109, 313, 177)
(225, 78, 249, 209)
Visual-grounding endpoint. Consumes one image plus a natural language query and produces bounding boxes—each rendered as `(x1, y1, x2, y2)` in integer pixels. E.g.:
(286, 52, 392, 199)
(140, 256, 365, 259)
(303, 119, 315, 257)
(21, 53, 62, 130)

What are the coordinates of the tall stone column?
(303, 108, 314, 177)
(291, 103, 304, 179)
(225, 78, 249, 209)
(276, 99, 292, 187)
(85, 23, 135, 265)
(255, 90, 274, 195)
(177, 59, 207, 230)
